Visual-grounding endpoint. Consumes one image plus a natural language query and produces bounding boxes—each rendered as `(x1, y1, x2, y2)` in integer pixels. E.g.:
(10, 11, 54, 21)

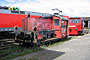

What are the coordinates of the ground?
(12, 34, 90, 60)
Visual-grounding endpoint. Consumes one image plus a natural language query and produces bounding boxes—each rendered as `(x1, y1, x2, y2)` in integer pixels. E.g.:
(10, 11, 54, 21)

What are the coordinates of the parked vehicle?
(0, 8, 42, 38)
(69, 17, 83, 35)
(14, 13, 69, 45)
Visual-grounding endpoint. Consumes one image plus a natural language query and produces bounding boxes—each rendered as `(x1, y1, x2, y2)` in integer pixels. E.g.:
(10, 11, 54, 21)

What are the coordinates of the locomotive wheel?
(50, 33, 55, 38)
(36, 39, 41, 46)
(19, 32, 25, 45)
(65, 36, 68, 39)
(14, 32, 25, 45)
(14, 35, 23, 45)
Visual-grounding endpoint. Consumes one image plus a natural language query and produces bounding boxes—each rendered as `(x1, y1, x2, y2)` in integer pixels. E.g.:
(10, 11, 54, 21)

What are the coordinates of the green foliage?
(28, 56, 39, 60)
(49, 37, 72, 47)
(0, 45, 42, 60)
(18, 56, 39, 60)
(0, 36, 74, 60)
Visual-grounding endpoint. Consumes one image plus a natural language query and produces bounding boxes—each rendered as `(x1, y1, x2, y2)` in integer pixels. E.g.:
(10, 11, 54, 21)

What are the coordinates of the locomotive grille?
(11, 10, 19, 14)
(22, 18, 28, 31)
(20, 11, 25, 14)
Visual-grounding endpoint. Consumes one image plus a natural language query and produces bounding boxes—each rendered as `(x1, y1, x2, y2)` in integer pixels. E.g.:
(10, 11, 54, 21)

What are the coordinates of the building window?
(76, 19, 80, 23)
(54, 19, 59, 26)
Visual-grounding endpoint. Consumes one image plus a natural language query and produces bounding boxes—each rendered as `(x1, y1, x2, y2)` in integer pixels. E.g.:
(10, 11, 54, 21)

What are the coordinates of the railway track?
(0, 37, 72, 59)
(0, 39, 21, 58)
(0, 39, 18, 50)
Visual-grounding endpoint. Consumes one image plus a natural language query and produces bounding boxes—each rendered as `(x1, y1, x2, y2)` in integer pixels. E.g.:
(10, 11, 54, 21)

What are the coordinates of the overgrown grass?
(50, 35, 84, 47)
(28, 56, 39, 60)
(0, 45, 43, 60)
(48, 37, 72, 47)
(0, 36, 77, 60)
(0, 45, 21, 55)
(19, 56, 39, 60)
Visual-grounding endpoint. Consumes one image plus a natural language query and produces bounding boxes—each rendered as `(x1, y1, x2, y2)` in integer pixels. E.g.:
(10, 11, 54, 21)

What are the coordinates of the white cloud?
(4, 0, 22, 2)
(3, 0, 90, 17)
(4, 0, 16, 2)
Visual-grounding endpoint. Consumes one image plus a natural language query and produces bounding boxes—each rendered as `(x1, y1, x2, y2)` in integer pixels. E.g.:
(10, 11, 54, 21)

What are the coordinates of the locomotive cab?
(52, 14, 69, 38)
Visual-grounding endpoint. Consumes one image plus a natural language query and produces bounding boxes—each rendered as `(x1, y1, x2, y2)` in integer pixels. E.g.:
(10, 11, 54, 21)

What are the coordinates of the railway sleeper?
(0, 42, 5, 47)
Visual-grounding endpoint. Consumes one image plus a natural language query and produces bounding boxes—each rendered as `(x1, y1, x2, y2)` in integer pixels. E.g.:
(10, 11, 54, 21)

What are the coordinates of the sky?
(0, 0, 90, 17)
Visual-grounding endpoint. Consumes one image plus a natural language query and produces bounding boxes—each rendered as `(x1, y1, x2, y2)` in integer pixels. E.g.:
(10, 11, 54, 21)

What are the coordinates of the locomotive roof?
(54, 14, 69, 21)
(0, 9, 52, 17)
(42, 13, 53, 19)
(0, 9, 44, 16)
(69, 17, 81, 19)
(0, 9, 68, 20)
(61, 16, 69, 21)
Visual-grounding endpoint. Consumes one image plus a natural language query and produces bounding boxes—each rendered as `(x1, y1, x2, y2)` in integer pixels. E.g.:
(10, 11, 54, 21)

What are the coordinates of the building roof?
(69, 17, 81, 19)
(81, 17, 90, 21)
(69, 17, 90, 21)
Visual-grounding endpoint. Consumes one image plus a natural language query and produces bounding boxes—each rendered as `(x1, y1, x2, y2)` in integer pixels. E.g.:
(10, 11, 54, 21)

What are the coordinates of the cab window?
(54, 19, 59, 26)
(76, 19, 80, 23)
(61, 21, 67, 28)
(70, 19, 75, 23)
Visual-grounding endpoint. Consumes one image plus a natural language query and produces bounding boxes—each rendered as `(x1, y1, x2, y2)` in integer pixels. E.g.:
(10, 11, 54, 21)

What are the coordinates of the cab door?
(52, 16, 61, 38)
(61, 20, 68, 38)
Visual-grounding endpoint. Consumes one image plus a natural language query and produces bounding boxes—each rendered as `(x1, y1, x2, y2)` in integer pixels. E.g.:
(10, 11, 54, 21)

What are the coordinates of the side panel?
(23, 17, 52, 40)
(0, 13, 42, 31)
(0, 13, 26, 28)
(32, 18, 52, 40)
(0, 13, 26, 31)
(36, 19, 51, 31)
(24, 18, 52, 31)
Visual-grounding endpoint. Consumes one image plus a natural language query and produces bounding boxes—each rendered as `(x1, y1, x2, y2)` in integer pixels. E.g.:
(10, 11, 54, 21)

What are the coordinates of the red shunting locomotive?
(14, 13, 69, 45)
(69, 17, 83, 35)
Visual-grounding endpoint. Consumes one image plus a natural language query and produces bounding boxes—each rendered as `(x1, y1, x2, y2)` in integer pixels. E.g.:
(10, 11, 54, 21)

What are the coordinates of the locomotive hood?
(42, 13, 53, 19)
